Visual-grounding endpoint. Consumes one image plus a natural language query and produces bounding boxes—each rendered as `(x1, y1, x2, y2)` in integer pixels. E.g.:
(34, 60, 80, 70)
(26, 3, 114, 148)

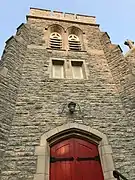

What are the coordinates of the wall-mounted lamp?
(68, 102, 76, 114)
(59, 101, 81, 115)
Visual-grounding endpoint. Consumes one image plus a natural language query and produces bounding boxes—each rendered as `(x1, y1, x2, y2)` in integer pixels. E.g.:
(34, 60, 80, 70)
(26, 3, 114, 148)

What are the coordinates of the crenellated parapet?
(27, 7, 96, 24)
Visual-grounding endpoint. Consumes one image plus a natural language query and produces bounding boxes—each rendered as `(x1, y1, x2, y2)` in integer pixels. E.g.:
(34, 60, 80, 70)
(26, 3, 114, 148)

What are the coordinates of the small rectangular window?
(71, 61, 84, 79)
(52, 60, 64, 78)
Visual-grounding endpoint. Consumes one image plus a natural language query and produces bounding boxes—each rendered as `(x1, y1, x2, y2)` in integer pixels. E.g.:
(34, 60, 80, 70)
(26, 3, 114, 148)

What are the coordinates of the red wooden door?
(50, 138, 104, 180)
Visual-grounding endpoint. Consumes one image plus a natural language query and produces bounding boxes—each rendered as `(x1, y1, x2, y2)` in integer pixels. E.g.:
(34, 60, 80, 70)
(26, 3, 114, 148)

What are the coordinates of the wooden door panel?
(51, 161, 74, 180)
(75, 138, 104, 180)
(50, 139, 75, 180)
(52, 142, 72, 157)
(50, 138, 104, 180)
(76, 159, 104, 180)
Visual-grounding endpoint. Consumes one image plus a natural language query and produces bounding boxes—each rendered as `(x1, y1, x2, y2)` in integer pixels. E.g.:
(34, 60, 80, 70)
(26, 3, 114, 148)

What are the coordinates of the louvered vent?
(50, 32, 62, 49)
(68, 34, 81, 50)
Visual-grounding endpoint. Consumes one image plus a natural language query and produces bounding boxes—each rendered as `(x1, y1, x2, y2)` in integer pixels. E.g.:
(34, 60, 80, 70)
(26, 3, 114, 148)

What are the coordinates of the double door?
(50, 138, 104, 180)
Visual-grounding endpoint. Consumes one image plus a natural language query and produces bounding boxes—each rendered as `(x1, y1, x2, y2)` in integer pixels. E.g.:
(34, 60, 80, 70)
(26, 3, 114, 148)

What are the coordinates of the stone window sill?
(68, 49, 87, 52)
(46, 48, 66, 51)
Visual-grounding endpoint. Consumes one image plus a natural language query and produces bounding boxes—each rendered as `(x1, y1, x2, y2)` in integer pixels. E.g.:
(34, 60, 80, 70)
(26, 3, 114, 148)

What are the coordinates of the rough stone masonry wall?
(0, 17, 134, 180)
(0, 24, 29, 174)
(100, 32, 135, 178)
(125, 51, 135, 122)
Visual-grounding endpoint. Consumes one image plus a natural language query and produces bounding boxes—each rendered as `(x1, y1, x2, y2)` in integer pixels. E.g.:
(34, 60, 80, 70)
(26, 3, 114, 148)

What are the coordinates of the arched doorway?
(50, 138, 104, 180)
(34, 123, 115, 180)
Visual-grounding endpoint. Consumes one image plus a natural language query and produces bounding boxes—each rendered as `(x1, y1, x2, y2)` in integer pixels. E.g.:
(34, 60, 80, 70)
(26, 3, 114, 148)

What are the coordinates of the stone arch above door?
(34, 123, 115, 180)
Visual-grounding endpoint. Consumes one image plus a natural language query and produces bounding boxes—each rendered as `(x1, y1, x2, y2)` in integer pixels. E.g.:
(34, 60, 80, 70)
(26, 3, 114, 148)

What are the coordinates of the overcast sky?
(1, 0, 135, 56)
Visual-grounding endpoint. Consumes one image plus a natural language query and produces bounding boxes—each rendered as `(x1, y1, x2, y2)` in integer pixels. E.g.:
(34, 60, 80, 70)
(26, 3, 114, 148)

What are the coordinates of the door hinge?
(77, 155, 100, 162)
(50, 156, 74, 163)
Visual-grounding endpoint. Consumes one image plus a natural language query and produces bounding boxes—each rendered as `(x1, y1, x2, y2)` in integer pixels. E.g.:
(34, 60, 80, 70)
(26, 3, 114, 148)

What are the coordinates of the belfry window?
(50, 32, 62, 49)
(68, 34, 81, 50)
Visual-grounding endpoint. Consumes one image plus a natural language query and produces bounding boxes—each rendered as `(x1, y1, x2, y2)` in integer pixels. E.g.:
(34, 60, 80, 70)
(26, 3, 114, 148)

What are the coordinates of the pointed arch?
(34, 123, 115, 180)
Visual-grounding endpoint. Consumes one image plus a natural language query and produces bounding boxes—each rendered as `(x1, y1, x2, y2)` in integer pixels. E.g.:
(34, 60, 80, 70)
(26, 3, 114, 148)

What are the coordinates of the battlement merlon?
(27, 7, 97, 25)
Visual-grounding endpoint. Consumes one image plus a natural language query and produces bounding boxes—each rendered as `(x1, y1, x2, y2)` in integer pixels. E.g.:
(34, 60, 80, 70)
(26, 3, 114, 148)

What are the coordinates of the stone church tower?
(0, 7, 135, 180)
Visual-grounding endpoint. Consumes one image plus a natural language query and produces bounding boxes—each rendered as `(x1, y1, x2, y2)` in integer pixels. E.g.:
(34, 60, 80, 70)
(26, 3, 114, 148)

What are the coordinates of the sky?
(0, 0, 135, 56)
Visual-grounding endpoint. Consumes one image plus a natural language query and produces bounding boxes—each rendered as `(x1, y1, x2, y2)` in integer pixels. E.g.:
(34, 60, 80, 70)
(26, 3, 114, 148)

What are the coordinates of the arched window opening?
(48, 24, 64, 49)
(67, 26, 83, 51)
(50, 32, 62, 49)
(68, 34, 81, 50)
